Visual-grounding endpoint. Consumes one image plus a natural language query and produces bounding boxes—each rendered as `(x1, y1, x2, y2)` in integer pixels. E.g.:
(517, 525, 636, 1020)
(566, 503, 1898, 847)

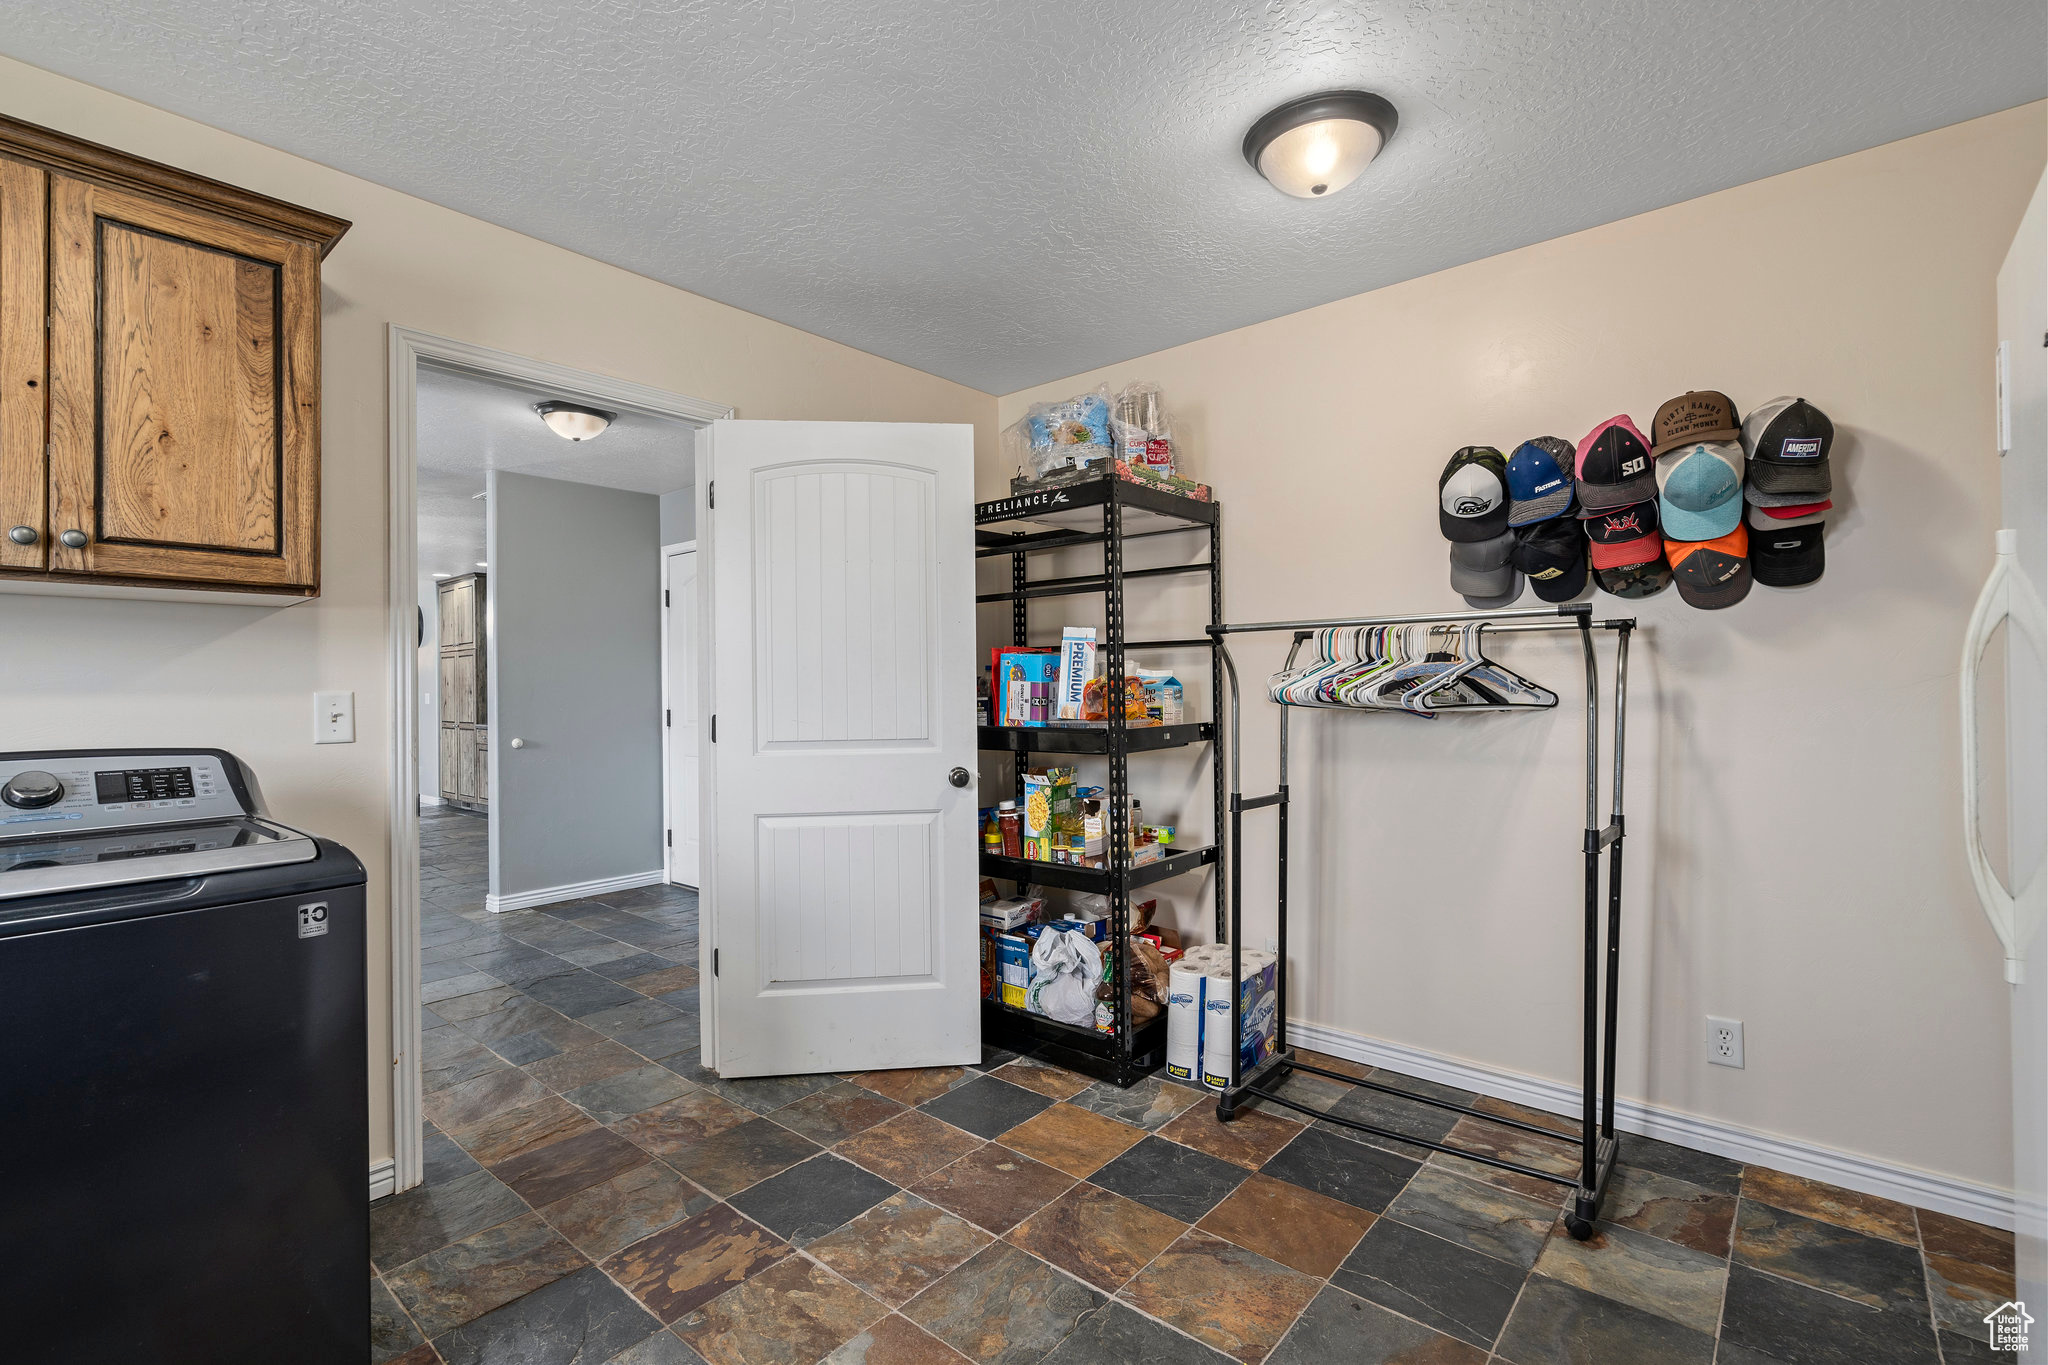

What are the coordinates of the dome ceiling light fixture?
(1243, 90, 1398, 199)
(535, 400, 616, 441)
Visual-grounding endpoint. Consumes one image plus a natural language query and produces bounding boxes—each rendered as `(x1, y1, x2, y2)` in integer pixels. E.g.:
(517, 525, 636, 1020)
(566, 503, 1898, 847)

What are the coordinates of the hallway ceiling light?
(1243, 90, 1397, 199)
(535, 401, 615, 441)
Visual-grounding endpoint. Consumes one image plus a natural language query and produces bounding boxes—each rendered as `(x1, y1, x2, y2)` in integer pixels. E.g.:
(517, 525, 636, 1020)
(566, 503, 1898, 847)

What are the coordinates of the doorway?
(386, 327, 729, 1194)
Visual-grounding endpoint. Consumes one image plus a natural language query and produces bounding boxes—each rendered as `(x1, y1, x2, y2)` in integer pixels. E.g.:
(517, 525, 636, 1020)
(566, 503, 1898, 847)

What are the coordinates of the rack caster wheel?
(1214, 1097, 1238, 1123)
(1564, 1211, 1596, 1241)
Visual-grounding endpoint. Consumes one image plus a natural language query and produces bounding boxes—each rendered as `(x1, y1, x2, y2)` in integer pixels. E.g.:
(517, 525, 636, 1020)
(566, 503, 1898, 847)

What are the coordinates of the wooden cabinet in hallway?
(438, 571, 488, 811)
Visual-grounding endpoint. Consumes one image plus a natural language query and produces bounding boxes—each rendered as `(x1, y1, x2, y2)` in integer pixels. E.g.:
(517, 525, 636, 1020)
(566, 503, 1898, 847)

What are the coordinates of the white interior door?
(704, 419, 978, 1077)
(665, 545, 701, 887)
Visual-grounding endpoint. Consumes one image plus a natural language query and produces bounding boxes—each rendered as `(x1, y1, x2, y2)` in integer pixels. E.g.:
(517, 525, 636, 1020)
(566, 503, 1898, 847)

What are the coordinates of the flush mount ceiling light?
(1243, 90, 1398, 199)
(535, 401, 615, 441)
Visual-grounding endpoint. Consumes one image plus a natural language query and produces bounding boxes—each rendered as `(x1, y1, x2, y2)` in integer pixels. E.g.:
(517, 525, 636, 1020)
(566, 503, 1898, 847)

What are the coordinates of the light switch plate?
(315, 691, 356, 744)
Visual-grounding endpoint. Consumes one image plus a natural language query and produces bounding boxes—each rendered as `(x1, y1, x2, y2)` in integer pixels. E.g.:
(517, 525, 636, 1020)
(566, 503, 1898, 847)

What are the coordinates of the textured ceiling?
(415, 365, 695, 588)
(8, 2, 2042, 393)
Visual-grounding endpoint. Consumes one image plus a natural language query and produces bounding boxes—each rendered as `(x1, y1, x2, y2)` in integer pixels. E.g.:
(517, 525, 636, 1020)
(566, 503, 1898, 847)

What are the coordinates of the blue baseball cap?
(1657, 440, 1744, 541)
(1505, 437, 1577, 526)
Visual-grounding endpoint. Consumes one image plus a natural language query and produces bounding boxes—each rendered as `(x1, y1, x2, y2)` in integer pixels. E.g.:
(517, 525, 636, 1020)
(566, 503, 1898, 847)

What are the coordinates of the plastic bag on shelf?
(1025, 927, 1102, 1026)
(1004, 385, 1116, 482)
(1110, 381, 1176, 477)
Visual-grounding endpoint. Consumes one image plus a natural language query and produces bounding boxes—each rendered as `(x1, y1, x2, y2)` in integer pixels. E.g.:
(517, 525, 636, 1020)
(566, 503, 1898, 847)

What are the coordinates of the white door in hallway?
(704, 420, 978, 1078)
(665, 545, 701, 888)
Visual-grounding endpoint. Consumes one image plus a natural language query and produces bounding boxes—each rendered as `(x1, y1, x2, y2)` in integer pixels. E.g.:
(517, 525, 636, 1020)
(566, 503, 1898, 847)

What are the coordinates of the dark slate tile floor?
(376, 806, 2015, 1364)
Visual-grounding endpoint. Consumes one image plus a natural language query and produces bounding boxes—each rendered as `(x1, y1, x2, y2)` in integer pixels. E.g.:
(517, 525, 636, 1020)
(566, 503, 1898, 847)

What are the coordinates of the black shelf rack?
(975, 478, 1223, 1087)
(1205, 602, 1638, 1239)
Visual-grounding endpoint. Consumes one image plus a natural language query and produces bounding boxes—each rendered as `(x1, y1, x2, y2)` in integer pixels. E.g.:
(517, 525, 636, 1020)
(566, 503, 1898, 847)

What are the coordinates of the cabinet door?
(438, 653, 460, 719)
(439, 580, 472, 647)
(47, 174, 319, 589)
(474, 728, 489, 807)
(438, 726, 459, 801)
(457, 728, 479, 801)
(0, 156, 45, 572)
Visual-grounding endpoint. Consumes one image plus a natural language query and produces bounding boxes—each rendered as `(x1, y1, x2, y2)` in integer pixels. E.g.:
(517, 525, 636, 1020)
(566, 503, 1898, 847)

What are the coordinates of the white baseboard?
(1288, 1019, 2015, 1232)
(418, 795, 444, 807)
(369, 1158, 396, 1202)
(485, 869, 665, 914)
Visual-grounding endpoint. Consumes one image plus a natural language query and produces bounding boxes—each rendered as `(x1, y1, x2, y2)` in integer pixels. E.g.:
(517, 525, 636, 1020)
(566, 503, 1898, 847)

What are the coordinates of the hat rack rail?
(1206, 599, 1637, 1240)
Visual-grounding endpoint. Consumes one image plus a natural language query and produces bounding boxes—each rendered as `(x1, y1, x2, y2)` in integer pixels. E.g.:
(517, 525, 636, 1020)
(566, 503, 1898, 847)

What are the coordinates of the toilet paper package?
(1164, 946, 1230, 1082)
(1200, 950, 1277, 1092)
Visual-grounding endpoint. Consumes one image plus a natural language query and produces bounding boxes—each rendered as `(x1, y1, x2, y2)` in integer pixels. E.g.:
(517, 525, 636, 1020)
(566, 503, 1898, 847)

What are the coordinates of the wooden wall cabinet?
(0, 115, 348, 600)
(438, 572, 488, 812)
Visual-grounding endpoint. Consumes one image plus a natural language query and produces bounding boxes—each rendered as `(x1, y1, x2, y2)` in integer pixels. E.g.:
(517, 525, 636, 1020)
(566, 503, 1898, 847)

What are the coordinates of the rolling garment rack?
(1209, 600, 1636, 1240)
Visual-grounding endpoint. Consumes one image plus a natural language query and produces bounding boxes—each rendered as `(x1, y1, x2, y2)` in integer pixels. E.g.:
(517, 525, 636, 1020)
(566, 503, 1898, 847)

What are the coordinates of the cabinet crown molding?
(0, 113, 350, 257)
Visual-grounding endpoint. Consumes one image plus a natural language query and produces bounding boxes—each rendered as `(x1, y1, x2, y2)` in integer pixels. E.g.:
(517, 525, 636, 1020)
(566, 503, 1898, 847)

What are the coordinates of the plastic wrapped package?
(1025, 928, 1102, 1026)
(1111, 381, 1176, 476)
(1003, 385, 1117, 482)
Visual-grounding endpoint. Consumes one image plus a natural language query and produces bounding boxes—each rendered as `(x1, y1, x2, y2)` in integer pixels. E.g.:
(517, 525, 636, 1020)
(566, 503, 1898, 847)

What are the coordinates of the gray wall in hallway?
(488, 471, 663, 900)
(417, 579, 440, 801)
(660, 487, 695, 544)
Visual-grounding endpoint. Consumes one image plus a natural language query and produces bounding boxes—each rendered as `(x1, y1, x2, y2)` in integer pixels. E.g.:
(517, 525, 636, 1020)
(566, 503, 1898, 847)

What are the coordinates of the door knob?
(510, 738, 525, 749)
(58, 529, 87, 549)
(6, 526, 34, 546)
(948, 767, 971, 788)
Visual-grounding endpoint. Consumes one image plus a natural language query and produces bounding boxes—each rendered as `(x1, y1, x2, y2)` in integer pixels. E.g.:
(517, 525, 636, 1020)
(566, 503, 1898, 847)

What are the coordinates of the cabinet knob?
(6, 526, 34, 546)
(510, 738, 525, 749)
(58, 529, 87, 549)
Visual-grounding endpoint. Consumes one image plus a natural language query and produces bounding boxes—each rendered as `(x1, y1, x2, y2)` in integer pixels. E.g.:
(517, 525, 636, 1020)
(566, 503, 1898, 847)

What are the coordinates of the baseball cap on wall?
(1440, 446, 1511, 542)
(1746, 501, 1829, 531)
(1742, 397, 1834, 497)
(1461, 572, 1525, 611)
(1751, 520, 1825, 587)
(1447, 531, 1515, 598)
(1657, 440, 1745, 541)
(1505, 437, 1577, 526)
(1582, 500, 1661, 569)
(1666, 525, 1753, 609)
(1512, 517, 1588, 602)
(1651, 391, 1741, 456)
(1596, 557, 1672, 599)
(1576, 416, 1658, 510)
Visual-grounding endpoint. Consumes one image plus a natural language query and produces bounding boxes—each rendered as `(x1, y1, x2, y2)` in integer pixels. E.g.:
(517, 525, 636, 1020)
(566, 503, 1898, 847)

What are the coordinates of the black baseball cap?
(1575, 416, 1658, 510)
(1750, 520, 1825, 587)
(1512, 518, 1588, 603)
(1439, 446, 1510, 542)
(1741, 397, 1833, 497)
(1595, 557, 1672, 599)
(1666, 526, 1753, 609)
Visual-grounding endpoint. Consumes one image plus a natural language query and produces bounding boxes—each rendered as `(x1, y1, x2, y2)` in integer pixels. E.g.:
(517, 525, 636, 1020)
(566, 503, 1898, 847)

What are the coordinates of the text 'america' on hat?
(1505, 437, 1577, 526)
(1512, 517, 1588, 603)
(1651, 390, 1741, 456)
(1657, 440, 1744, 541)
(1575, 416, 1658, 510)
(1741, 396, 1834, 497)
(1439, 446, 1510, 543)
(1751, 520, 1825, 588)
(1595, 556, 1672, 599)
(1666, 524, 1752, 610)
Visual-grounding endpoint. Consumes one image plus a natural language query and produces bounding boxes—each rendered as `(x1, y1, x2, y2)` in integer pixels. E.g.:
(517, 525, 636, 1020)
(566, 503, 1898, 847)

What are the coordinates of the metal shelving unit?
(975, 478, 1223, 1087)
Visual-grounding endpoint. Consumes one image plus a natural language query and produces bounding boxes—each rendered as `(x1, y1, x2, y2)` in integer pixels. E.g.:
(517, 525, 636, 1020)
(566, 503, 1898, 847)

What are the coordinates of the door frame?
(660, 538, 699, 888)
(386, 325, 729, 1195)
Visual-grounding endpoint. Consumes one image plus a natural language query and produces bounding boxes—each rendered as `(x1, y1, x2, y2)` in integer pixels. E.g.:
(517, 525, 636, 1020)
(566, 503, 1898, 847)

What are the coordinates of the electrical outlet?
(1707, 1016, 1744, 1069)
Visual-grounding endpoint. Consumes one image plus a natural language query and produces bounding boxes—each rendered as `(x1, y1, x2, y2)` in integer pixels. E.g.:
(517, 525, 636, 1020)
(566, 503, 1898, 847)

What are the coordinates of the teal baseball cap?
(1656, 440, 1744, 542)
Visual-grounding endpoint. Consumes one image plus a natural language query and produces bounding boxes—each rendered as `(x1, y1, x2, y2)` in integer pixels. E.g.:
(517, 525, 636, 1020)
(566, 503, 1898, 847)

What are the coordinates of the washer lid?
(0, 817, 317, 902)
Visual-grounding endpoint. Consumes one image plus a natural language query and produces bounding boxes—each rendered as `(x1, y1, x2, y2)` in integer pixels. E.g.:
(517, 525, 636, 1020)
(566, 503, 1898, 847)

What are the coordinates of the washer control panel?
(0, 752, 250, 836)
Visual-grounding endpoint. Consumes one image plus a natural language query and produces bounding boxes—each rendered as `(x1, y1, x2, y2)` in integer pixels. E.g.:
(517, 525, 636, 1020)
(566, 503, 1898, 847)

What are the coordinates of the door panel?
(666, 547, 700, 887)
(458, 728, 479, 801)
(438, 727, 458, 801)
(47, 176, 318, 587)
(709, 421, 976, 1078)
(0, 156, 45, 571)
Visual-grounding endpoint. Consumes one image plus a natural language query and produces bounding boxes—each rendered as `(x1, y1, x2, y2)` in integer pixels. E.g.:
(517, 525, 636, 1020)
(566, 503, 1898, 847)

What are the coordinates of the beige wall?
(997, 103, 2047, 1189)
(0, 56, 998, 1171)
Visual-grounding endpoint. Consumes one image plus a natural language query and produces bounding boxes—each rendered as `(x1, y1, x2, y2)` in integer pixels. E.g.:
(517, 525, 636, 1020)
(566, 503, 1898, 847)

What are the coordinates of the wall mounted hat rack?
(1208, 599, 1636, 1240)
